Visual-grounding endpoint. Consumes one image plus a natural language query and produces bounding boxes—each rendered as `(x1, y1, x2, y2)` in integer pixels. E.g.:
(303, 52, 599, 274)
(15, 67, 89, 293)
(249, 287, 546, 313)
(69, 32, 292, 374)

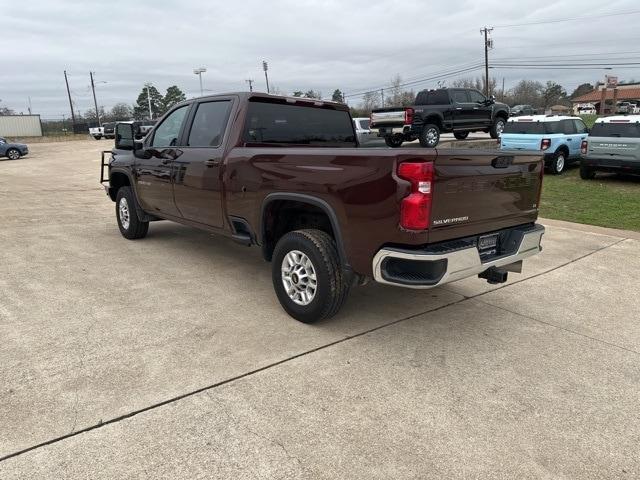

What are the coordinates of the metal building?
(0, 115, 43, 137)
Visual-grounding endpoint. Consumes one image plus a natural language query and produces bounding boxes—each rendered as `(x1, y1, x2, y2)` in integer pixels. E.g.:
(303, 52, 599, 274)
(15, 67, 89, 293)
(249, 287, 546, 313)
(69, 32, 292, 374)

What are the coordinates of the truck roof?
(183, 92, 350, 111)
(595, 115, 640, 123)
(506, 114, 580, 123)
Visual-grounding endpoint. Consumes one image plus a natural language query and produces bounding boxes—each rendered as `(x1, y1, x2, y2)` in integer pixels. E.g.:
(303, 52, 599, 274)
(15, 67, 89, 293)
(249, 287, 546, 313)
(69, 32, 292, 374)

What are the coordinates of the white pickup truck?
(89, 126, 104, 140)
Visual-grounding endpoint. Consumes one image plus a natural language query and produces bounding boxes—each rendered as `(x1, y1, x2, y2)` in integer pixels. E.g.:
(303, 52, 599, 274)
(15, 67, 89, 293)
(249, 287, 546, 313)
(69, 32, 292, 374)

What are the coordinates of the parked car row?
(89, 120, 156, 140)
(499, 114, 640, 178)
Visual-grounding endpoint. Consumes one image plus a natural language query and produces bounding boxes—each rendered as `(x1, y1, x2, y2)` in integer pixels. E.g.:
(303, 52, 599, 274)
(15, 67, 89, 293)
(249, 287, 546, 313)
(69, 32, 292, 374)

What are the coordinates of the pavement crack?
(0, 296, 466, 463)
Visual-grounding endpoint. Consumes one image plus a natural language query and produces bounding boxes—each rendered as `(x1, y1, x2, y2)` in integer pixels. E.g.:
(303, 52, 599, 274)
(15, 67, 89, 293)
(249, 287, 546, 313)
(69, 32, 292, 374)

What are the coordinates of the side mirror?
(115, 123, 135, 150)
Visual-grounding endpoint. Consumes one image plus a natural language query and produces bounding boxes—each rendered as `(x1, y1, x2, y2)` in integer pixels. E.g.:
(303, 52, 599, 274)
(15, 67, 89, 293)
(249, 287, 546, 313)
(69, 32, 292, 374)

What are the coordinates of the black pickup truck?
(370, 88, 510, 148)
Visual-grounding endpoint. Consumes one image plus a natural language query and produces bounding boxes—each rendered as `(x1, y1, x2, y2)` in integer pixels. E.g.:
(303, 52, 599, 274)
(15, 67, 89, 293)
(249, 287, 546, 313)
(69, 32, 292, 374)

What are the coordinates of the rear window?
(243, 100, 355, 146)
(503, 121, 561, 134)
(591, 122, 640, 138)
(415, 90, 450, 105)
(359, 119, 370, 129)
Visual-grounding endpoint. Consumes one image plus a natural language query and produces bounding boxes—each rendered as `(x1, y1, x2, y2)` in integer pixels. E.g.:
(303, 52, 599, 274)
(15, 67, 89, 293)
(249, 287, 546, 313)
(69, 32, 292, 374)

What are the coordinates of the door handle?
(566, 138, 572, 141)
(204, 159, 221, 167)
(455, 107, 462, 110)
(161, 158, 172, 165)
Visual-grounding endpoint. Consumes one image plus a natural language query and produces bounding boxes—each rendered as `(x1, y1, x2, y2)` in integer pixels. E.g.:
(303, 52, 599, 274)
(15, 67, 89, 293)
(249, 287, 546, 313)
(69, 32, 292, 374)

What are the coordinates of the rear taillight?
(404, 107, 414, 125)
(397, 161, 433, 230)
(540, 138, 551, 150)
(581, 140, 588, 154)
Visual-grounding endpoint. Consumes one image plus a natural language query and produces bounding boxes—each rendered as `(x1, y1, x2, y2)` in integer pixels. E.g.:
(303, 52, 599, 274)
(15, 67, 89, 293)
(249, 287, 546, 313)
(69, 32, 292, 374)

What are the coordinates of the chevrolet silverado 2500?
(101, 92, 544, 323)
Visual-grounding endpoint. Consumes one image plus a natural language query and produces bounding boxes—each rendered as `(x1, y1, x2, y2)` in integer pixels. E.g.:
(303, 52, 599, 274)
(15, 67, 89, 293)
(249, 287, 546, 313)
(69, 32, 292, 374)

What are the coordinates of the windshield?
(590, 122, 640, 138)
(0, 138, 5, 144)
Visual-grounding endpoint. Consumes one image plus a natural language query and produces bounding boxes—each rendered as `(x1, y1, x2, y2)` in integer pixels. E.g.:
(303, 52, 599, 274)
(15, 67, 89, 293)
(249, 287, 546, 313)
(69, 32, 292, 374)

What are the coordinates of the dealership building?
(572, 82, 640, 114)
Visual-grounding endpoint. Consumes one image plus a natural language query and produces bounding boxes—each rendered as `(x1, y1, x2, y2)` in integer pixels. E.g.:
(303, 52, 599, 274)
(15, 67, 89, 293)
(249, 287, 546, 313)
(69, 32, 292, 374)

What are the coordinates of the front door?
(172, 99, 234, 228)
(451, 89, 473, 130)
(467, 89, 493, 128)
(134, 105, 190, 217)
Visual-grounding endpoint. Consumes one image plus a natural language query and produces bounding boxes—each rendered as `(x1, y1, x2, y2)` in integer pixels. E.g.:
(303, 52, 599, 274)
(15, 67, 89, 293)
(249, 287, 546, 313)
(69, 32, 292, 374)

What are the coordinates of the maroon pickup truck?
(101, 92, 544, 323)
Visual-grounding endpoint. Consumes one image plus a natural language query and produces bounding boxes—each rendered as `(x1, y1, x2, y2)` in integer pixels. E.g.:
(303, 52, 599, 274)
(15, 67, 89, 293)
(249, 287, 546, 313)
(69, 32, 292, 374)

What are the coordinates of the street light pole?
(193, 67, 207, 97)
(262, 61, 270, 94)
(146, 85, 153, 119)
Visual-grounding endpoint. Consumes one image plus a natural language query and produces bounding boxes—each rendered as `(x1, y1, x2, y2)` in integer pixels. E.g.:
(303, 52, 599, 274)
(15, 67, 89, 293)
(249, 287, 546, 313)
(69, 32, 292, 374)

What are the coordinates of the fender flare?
(259, 192, 349, 266)
(109, 168, 153, 222)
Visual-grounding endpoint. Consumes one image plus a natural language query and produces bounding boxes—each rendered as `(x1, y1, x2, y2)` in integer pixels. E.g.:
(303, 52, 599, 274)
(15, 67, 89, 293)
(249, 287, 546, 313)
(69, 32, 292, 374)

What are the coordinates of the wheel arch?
(259, 193, 348, 266)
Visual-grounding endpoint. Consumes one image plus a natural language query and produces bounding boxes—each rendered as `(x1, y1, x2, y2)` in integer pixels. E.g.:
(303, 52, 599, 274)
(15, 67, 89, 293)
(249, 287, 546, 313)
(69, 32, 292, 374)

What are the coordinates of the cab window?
(452, 90, 469, 103)
(151, 105, 189, 148)
(468, 90, 486, 103)
(187, 101, 232, 147)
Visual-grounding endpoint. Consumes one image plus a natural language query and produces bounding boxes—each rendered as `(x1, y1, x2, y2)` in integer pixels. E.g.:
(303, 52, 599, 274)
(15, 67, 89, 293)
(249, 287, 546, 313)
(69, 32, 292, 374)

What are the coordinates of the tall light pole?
(146, 84, 153, 119)
(262, 61, 270, 94)
(245, 79, 254, 92)
(193, 67, 207, 97)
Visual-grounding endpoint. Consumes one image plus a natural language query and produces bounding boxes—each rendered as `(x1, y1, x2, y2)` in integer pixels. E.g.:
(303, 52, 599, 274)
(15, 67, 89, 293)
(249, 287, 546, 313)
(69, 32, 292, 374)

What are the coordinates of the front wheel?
(116, 187, 149, 239)
(384, 135, 403, 148)
(490, 117, 506, 139)
(580, 164, 596, 179)
(272, 229, 350, 323)
(549, 151, 566, 175)
(419, 124, 440, 148)
(6, 148, 21, 160)
(453, 131, 469, 140)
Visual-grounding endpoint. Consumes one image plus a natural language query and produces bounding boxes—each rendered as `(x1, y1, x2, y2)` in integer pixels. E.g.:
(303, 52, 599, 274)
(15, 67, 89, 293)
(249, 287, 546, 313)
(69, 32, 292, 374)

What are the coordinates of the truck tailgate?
(428, 149, 543, 243)
(370, 108, 406, 127)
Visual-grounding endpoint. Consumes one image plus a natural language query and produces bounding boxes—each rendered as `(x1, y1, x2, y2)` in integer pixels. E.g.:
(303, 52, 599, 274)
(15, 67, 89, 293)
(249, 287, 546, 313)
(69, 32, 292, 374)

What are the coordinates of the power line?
(493, 9, 640, 28)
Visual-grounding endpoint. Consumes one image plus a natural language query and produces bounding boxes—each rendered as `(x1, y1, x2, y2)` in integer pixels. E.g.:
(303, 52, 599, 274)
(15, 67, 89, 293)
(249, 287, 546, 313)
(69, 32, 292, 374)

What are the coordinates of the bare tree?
(452, 77, 498, 96)
(359, 91, 382, 113)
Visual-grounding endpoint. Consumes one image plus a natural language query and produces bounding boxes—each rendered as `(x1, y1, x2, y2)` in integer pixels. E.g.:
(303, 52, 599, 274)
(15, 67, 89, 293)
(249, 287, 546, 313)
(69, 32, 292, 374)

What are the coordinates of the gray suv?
(580, 116, 640, 179)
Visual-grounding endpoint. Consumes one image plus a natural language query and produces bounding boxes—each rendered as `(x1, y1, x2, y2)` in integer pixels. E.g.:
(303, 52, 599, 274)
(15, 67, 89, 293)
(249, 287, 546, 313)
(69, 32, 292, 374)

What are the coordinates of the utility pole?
(263, 61, 270, 94)
(27, 96, 32, 115)
(193, 67, 207, 97)
(381, 88, 384, 107)
(501, 77, 505, 101)
(146, 84, 153, 119)
(245, 79, 254, 92)
(64, 70, 77, 128)
(89, 71, 101, 127)
(480, 27, 494, 97)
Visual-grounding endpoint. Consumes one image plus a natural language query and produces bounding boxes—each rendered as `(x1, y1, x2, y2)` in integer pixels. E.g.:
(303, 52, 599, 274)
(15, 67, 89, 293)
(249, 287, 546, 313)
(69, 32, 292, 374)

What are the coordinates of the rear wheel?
(580, 164, 596, 179)
(549, 151, 567, 175)
(271, 229, 350, 323)
(453, 131, 469, 140)
(419, 124, 440, 148)
(490, 117, 506, 139)
(6, 148, 21, 160)
(116, 187, 149, 239)
(384, 135, 403, 148)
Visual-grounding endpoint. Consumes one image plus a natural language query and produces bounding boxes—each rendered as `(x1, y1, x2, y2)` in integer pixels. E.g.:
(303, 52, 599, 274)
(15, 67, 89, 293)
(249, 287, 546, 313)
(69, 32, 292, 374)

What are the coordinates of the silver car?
(353, 117, 380, 146)
(581, 115, 640, 179)
(0, 137, 29, 160)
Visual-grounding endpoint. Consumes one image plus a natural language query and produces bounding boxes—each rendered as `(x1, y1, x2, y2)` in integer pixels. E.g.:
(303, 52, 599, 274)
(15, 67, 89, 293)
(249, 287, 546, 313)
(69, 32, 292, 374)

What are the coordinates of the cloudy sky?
(2, 0, 640, 118)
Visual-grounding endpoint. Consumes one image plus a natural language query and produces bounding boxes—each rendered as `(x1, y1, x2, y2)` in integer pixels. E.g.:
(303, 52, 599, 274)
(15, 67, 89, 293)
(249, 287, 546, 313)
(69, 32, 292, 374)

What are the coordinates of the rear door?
(560, 119, 579, 157)
(172, 97, 235, 228)
(135, 105, 190, 217)
(451, 90, 473, 129)
(429, 150, 542, 243)
(572, 119, 589, 156)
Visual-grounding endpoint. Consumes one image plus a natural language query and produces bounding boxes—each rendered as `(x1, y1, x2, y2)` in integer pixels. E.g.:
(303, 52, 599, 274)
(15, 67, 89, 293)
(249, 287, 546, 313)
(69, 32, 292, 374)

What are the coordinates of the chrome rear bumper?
(372, 224, 545, 289)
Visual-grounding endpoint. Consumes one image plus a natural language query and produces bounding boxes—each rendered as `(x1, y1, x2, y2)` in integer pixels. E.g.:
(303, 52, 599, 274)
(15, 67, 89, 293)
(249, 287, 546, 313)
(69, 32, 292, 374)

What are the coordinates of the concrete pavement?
(1, 140, 638, 478)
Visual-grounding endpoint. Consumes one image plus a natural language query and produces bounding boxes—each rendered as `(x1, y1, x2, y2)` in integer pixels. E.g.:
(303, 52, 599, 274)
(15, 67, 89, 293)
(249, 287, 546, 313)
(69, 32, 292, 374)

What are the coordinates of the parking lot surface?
(1, 140, 639, 479)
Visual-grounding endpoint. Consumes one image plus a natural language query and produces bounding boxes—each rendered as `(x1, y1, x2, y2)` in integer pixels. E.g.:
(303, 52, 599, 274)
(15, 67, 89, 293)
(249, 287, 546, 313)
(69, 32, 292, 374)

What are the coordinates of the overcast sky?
(2, 0, 640, 118)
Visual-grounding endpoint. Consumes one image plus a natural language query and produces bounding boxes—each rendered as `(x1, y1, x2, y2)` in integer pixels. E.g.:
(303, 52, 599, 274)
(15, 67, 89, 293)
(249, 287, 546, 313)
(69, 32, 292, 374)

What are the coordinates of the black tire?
(453, 131, 469, 140)
(115, 186, 149, 239)
(489, 117, 506, 139)
(93, 136, 102, 140)
(6, 148, 21, 160)
(384, 135, 403, 148)
(418, 123, 440, 148)
(272, 229, 350, 323)
(549, 150, 567, 175)
(580, 164, 596, 180)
